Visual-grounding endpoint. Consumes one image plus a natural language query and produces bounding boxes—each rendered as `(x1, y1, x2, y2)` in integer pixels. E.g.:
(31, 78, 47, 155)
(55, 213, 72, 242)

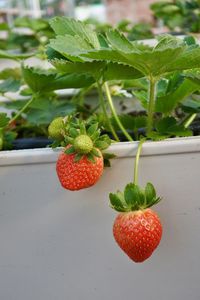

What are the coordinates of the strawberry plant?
(1, 16, 200, 264)
(151, 0, 200, 33)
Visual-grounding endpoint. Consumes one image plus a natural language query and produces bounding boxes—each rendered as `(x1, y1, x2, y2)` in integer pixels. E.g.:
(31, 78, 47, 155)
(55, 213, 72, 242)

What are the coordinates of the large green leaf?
(51, 59, 143, 81)
(0, 50, 34, 60)
(49, 35, 93, 62)
(51, 59, 105, 78)
(155, 78, 199, 113)
(104, 62, 143, 81)
(0, 78, 21, 93)
(166, 46, 200, 72)
(0, 68, 21, 80)
(106, 29, 135, 52)
(22, 65, 94, 92)
(49, 17, 100, 48)
(0, 113, 10, 128)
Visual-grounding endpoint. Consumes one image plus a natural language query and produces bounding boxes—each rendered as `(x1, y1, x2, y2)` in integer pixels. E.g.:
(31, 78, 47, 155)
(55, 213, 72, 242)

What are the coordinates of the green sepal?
(109, 192, 127, 212)
(94, 135, 111, 150)
(65, 146, 76, 154)
(124, 183, 145, 210)
(50, 140, 61, 148)
(145, 182, 156, 204)
(65, 136, 74, 145)
(90, 148, 101, 158)
(102, 152, 116, 160)
(74, 153, 84, 162)
(69, 128, 79, 138)
(103, 152, 116, 167)
(90, 130, 100, 141)
(87, 153, 96, 164)
(79, 123, 86, 134)
(87, 123, 99, 137)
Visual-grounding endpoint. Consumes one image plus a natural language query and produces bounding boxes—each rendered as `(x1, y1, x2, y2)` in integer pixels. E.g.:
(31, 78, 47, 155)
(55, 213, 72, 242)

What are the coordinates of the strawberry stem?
(133, 139, 145, 185)
(147, 77, 157, 136)
(97, 81, 119, 142)
(9, 94, 36, 124)
(103, 82, 133, 142)
(184, 113, 197, 128)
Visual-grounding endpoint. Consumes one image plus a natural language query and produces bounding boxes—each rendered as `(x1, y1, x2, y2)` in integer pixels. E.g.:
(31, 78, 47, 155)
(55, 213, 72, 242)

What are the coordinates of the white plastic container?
(0, 137, 200, 300)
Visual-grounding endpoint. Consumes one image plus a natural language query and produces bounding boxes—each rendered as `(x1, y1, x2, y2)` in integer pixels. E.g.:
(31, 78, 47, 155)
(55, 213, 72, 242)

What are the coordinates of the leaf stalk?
(103, 82, 133, 142)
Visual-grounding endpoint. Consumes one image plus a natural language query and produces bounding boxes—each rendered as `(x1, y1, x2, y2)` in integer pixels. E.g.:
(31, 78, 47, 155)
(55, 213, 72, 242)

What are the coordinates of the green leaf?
(166, 46, 200, 72)
(22, 65, 94, 92)
(106, 29, 135, 52)
(155, 78, 199, 114)
(0, 68, 21, 80)
(156, 117, 192, 137)
(0, 113, 10, 128)
(0, 50, 34, 60)
(49, 35, 92, 62)
(51, 59, 106, 78)
(104, 62, 143, 81)
(49, 17, 100, 48)
(0, 78, 21, 93)
(182, 98, 200, 113)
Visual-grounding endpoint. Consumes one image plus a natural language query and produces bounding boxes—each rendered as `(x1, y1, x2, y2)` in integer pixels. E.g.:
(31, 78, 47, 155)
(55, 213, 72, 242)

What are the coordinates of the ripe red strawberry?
(110, 182, 162, 262)
(55, 119, 112, 191)
(113, 209, 162, 262)
(56, 146, 103, 190)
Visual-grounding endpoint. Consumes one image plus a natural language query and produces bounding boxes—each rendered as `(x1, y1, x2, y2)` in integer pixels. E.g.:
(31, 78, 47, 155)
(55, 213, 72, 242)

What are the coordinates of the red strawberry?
(113, 209, 162, 262)
(56, 146, 103, 190)
(110, 182, 162, 262)
(55, 120, 112, 191)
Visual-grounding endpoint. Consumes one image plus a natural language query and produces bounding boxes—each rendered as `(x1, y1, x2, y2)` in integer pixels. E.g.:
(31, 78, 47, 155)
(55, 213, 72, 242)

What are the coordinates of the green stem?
(133, 139, 145, 185)
(103, 82, 133, 142)
(97, 82, 119, 142)
(184, 113, 197, 128)
(9, 95, 35, 124)
(147, 77, 156, 136)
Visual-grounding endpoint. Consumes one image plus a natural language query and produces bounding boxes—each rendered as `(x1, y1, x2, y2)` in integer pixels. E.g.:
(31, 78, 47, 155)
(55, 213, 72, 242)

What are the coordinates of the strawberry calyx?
(63, 119, 112, 163)
(109, 182, 161, 212)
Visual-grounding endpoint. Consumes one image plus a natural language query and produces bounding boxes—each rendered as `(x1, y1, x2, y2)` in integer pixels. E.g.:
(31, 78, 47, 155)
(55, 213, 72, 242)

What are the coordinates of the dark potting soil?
(9, 122, 200, 150)
(12, 137, 53, 150)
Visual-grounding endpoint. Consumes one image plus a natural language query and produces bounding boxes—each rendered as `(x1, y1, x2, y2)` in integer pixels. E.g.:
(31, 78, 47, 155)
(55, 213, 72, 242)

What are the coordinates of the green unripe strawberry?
(48, 117, 64, 140)
(74, 134, 93, 154)
(0, 129, 3, 150)
(0, 137, 3, 150)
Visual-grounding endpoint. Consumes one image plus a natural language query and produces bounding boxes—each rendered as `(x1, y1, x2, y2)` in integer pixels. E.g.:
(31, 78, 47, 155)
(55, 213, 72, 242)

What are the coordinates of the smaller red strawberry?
(110, 182, 162, 263)
(56, 119, 112, 191)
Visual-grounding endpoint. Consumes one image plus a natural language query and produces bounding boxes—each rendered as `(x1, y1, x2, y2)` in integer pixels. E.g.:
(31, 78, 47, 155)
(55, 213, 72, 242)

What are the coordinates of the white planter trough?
(0, 136, 200, 300)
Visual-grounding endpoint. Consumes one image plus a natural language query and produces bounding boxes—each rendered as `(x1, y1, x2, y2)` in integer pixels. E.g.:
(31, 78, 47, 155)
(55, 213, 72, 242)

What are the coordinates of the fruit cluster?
(49, 117, 163, 263)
